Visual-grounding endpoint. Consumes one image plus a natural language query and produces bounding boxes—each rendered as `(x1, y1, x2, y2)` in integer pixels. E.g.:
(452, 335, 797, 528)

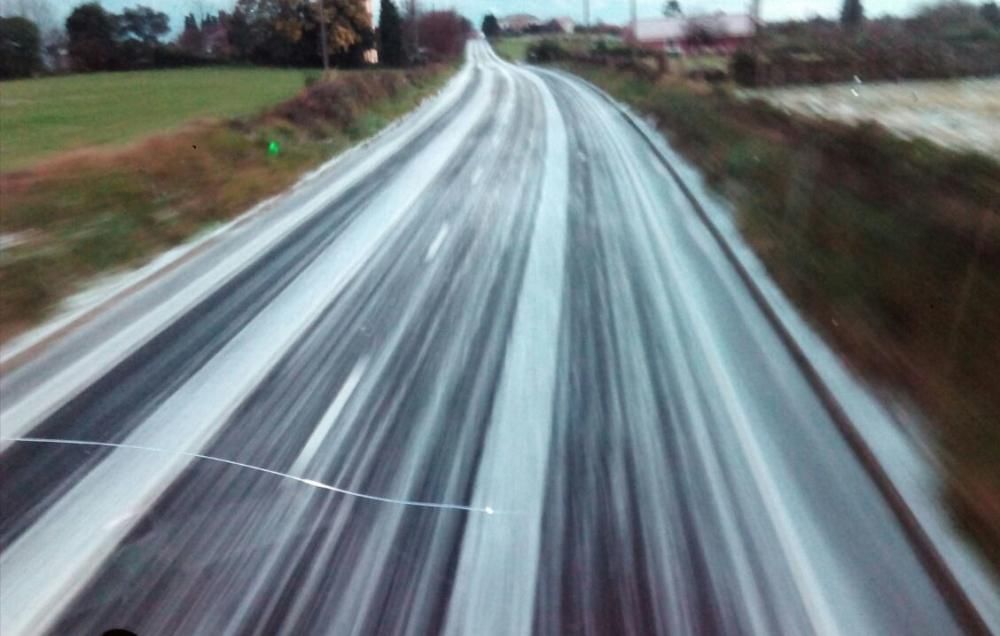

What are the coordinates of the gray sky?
(12, 0, 931, 34)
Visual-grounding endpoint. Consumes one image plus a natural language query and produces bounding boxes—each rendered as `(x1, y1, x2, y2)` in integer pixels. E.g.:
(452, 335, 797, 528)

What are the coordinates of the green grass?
(0, 67, 314, 171)
(492, 37, 538, 62)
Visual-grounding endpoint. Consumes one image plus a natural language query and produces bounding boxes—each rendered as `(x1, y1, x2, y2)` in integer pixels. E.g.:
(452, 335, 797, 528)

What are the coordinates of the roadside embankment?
(0, 65, 455, 340)
(559, 59, 1000, 572)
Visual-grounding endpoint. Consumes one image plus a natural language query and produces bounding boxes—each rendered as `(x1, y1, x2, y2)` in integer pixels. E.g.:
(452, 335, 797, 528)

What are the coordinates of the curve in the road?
(0, 41, 991, 636)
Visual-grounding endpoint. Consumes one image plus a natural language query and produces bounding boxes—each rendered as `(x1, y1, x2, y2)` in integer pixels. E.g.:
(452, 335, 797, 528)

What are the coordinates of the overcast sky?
(10, 0, 931, 34)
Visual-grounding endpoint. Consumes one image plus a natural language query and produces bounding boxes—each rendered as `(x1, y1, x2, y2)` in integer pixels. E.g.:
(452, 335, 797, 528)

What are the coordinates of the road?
(0, 41, 992, 635)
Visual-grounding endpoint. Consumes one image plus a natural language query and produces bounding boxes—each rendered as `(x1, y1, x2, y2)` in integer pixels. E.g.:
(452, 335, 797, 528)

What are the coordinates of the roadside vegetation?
(522, 24, 1000, 570)
(490, 35, 610, 63)
(0, 64, 455, 339)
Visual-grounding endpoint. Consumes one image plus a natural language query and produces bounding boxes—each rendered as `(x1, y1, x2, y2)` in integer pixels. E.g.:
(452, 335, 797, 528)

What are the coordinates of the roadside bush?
(269, 68, 437, 136)
(528, 39, 567, 63)
(731, 51, 758, 87)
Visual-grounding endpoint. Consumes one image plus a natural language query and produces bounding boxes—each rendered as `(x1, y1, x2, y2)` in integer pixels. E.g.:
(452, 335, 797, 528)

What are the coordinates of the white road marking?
(288, 356, 369, 478)
(424, 224, 450, 262)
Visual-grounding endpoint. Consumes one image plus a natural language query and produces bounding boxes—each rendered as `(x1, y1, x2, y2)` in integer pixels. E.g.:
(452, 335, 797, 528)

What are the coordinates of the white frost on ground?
(745, 77, 1000, 156)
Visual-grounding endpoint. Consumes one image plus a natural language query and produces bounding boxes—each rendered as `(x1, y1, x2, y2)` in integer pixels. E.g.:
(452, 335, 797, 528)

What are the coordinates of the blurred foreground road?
(0, 41, 991, 635)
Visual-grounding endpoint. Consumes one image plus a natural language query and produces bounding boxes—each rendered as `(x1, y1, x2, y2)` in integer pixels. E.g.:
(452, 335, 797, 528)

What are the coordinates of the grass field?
(0, 65, 455, 340)
(1, 68, 316, 171)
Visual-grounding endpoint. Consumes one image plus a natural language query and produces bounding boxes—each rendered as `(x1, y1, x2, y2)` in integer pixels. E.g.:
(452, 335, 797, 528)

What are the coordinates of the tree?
(3, 0, 64, 69)
(841, 0, 864, 29)
(120, 5, 169, 45)
(662, 1, 682, 17)
(2, 0, 56, 32)
(66, 2, 118, 71)
(226, 0, 371, 67)
(269, 0, 371, 68)
(481, 13, 500, 37)
(379, 0, 404, 66)
(178, 12, 204, 53)
(415, 10, 469, 62)
(226, 7, 255, 59)
(983, 1, 1000, 27)
(0, 16, 41, 78)
(322, 0, 372, 56)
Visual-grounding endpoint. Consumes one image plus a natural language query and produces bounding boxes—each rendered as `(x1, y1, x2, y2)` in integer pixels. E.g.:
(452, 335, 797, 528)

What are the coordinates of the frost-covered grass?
(744, 78, 1000, 157)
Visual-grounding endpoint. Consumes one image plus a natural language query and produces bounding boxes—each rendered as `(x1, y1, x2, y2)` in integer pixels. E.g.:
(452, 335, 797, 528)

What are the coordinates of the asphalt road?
(0, 41, 992, 635)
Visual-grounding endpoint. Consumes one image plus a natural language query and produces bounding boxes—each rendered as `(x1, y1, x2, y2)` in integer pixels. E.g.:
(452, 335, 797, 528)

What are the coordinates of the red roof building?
(625, 13, 757, 54)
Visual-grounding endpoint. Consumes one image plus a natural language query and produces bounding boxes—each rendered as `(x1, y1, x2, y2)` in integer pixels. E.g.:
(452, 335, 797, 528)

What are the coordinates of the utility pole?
(318, 0, 330, 71)
(630, 0, 637, 30)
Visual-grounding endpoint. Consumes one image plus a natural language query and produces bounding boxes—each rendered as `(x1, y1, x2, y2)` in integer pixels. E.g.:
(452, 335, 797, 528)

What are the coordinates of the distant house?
(501, 14, 542, 33)
(625, 13, 756, 54)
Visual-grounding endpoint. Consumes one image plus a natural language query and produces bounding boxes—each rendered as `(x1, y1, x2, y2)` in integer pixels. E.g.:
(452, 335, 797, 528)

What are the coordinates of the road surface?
(0, 41, 992, 635)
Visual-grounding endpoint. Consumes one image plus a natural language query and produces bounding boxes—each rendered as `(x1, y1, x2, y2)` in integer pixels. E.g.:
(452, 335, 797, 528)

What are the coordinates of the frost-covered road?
(0, 42, 992, 635)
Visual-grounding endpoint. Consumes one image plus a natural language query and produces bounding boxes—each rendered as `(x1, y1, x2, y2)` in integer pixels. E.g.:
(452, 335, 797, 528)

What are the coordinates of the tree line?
(1, 0, 471, 79)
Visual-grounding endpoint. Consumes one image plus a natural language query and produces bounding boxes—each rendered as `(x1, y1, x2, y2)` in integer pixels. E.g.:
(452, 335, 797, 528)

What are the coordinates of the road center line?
(289, 356, 369, 478)
(424, 224, 450, 262)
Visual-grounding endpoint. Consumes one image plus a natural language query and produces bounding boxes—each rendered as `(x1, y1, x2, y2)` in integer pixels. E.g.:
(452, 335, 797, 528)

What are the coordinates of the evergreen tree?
(378, 0, 404, 66)
(841, 0, 864, 29)
(481, 14, 500, 38)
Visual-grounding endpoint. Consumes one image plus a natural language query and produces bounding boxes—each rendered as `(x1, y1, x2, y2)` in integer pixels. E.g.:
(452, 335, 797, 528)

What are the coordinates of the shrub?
(528, 39, 566, 63)
(0, 16, 42, 79)
(731, 50, 758, 86)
